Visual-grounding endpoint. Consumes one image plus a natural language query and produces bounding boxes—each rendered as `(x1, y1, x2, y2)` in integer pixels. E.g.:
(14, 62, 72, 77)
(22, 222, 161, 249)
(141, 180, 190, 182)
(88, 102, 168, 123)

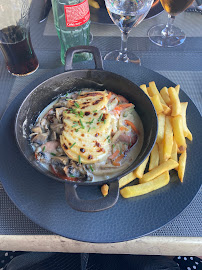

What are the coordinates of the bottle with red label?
(51, 0, 91, 64)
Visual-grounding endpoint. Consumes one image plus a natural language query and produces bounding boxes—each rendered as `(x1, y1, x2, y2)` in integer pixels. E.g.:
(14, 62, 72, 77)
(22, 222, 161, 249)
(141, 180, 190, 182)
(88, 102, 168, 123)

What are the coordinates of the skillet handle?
(64, 45, 103, 71)
(65, 181, 119, 212)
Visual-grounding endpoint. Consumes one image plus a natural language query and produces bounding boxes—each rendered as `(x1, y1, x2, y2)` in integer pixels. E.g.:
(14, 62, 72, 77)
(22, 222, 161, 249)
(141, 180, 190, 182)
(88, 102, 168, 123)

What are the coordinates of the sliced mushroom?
(31, 133, 49, 145)
(55, 107, 67, 121)
(51, 156, 69, 166)
(40, 118, 49, 131)
(50, 123, 63, 134)
(50, 131, 57, 141)
(53, 100, 68, 108)
(31, 126, 42, 134)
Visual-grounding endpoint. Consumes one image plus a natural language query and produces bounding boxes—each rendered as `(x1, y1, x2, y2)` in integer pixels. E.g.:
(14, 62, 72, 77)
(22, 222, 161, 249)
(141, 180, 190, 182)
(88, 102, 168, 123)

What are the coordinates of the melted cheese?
(60, 91, 112, 164)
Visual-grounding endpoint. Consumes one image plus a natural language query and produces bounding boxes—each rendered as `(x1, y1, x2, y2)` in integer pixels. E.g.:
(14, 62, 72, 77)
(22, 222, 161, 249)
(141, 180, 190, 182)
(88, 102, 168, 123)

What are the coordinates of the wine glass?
(104, 0, 154, 64)
(148, 0, 194, 47)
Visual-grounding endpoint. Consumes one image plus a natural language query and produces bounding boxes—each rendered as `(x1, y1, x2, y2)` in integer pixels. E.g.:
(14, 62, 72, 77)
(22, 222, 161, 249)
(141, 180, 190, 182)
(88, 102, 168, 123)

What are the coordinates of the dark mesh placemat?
(0, 67, 201, 237)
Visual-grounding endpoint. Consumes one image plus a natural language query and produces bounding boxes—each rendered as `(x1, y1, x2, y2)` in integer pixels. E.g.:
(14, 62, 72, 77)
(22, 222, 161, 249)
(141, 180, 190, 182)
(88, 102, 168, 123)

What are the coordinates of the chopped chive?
(74, 102, 80, 108)
(78, 155, 81, 164)
(75, 127, 82, 132)
(79, 111, 84, 118)
(42, 146, 45, 152)
(79, 119, 85, 129)
(98, 113, 103, 122)
(70, 142, 76, 149)
(72, 123, 78, 128)
(87, 119, 94, 125)
(73, 121, 77, 124)
(65, 93, 69, 97)
(93, 110, 97, 113)
(66, 98, 72, 101)
(92, 127, 96, 129)
(107, 135, 110, 140)
(69, 174, 75, 178)
(88, 127, 91, 132)
(51, 152, 56, 156)
(78, 90, 82, 95)
(90, 165, 94, 172)
(104, 119, 106, 124)
(112, 144, 115, 148)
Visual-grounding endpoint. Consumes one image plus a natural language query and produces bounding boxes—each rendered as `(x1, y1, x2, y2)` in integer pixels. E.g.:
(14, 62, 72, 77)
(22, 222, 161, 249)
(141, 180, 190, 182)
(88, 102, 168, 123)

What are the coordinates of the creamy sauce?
(31, 90, 144, 182)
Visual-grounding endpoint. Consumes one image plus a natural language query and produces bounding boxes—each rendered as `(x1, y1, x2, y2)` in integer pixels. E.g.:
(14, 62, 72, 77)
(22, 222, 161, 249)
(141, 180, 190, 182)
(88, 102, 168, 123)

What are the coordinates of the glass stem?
(162, 14, 175, 37)
(118, 31, 129, 62)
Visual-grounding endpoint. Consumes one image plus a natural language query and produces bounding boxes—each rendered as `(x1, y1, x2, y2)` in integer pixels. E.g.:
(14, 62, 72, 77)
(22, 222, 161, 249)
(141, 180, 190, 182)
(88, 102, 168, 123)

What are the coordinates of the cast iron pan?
(15, 46, 157, 212)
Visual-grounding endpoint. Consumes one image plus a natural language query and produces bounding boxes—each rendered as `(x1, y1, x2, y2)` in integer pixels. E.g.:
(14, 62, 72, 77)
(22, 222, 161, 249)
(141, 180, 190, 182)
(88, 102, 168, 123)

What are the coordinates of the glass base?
(148, 24, 186, 47)
(104, 50, 141, 65)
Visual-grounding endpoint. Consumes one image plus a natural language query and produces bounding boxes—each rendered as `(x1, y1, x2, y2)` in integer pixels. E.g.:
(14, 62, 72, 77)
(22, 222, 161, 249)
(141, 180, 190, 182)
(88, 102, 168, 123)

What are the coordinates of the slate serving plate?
(90, 0, 164, 24)
(0, 61, 201, 243)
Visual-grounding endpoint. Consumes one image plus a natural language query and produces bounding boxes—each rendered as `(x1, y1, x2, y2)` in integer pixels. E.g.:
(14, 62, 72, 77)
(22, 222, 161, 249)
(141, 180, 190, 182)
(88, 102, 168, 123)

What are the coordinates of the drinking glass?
(0, 0, 39, 76)
(148, 0, 194, 47)
(104, 0, 154, 64)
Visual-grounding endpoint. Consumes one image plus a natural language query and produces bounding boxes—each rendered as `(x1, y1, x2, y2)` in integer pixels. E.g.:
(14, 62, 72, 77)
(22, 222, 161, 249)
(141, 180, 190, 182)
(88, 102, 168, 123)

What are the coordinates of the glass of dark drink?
(148, 0, 194, 47)
(104, 0, 154, 65)
(0, 0, 39, 76)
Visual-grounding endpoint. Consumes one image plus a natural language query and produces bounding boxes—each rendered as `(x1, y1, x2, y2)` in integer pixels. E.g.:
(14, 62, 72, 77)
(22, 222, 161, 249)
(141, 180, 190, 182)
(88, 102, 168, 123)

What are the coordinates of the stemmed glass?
(148, 0, 194, 47)
(104, 0, 154, 64)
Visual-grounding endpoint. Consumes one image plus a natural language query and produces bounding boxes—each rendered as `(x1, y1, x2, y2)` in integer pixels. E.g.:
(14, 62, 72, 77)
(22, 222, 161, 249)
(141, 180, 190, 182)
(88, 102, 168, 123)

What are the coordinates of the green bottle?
(51, 0, 91, 64)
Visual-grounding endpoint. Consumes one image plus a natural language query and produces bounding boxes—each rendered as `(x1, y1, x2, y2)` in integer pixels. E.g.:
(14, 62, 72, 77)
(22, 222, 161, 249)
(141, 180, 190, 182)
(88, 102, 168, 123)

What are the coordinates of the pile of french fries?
(102, 81, 193, 199)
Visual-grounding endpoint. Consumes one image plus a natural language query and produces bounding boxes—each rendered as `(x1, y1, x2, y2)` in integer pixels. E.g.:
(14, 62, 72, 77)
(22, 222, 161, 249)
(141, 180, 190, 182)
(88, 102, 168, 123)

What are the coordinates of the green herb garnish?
(98, 113, 103, 122)
(42, 146, 45, 152)
(74, 102, 80, 108)
(51, 152, 56, 156)
(75, 127, 82, 132)
(79, 119, 85, 129)
(88, 127, 91, 132)
(104, 119, 106, 124)
(93, 110, 97, 113)
(72, 123, 78, 128)
(78, 155, 81, 164)
(90, 165, 94, 172)
(69, 174, 75, 178)
(70, 142, 76, 149)
(66, 98, 72, 101)
(112, 144, 115, 148)
(87, 119, 94, 125)
(79, 111, 84, 118)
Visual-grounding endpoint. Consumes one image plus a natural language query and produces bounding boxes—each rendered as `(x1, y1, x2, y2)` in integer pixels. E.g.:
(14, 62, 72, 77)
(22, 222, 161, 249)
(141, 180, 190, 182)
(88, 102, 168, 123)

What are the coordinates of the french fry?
(134, 155, 149, 179)
(150, 95, 164, 114)
(139, 159, 178, 183)
(120, 172, 170, 198)
(160, 87, 171, 105)
(119, 171, 136, 188)
(140, 84, 149, 96)
(163, 116, 173, 161)
(181, 102, 193, 141)
(162, 104, 171, 115)
(156, 113, 166, 144)
(101, 184, 109, 197)
(171, 139, 178, 165)
(172, 115, 187, 153)
(168, 87, 181, 116)
(147, 86, 153, 97)
(178, 151, 187, 182)
(175, 84, 180, 96)
(149, 81, 167, 105)
(158, 142, 165, 164)
(149, 143, 159, 171)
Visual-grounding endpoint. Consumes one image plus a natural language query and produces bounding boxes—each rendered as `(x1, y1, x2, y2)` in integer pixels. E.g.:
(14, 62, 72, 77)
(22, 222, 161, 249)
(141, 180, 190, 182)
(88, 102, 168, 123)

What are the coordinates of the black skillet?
(15, 46, 157, 212)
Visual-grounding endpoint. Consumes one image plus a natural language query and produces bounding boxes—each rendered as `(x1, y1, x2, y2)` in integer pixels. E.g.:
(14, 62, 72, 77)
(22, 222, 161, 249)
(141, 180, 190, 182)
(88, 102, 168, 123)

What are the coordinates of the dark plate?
(0, 61, 201, 243)
(90, 0, 164, 24)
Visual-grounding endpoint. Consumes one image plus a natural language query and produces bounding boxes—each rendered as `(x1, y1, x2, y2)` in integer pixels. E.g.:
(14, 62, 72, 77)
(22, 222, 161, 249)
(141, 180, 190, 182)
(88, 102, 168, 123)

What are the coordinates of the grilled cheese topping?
(60, 91, 111, 164)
